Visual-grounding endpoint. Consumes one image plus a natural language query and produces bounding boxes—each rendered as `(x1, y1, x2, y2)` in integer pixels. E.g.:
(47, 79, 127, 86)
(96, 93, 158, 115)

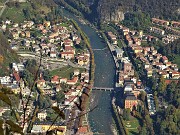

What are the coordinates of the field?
(125, 117, 140, 135)
(2, 2, 31, 23)
(1, 1, 51, 23)
(173, 55, 180, 68)
(50, 65, 86, 79)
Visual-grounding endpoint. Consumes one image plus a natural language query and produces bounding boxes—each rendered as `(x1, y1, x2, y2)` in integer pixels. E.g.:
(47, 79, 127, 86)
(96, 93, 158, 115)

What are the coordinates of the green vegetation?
(159, 39, 180, 67)
(2, 2, 31, 23)
(112, 105, 129, 135)
(70, 19, 95, 85)
(50, 66, 86, 79)
(121, 11, 151, 31)
(0, 32, 19, 76)
(1, 0, 58, 23)
(55, 0, 83, 17)
(125, 118, 139, 135)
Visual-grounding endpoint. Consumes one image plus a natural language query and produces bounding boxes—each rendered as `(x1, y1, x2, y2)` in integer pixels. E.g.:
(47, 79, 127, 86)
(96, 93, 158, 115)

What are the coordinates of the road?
(0, 0, 9, 18)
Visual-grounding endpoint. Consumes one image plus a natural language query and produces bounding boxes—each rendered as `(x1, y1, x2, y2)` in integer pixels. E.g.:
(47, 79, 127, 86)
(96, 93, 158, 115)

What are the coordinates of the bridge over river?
(92, 87, 114, 91)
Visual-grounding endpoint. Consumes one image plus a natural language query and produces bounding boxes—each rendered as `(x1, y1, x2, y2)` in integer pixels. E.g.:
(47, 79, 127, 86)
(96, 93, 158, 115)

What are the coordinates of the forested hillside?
(0, 33, 19, 76)
(56, 0, 180, 23)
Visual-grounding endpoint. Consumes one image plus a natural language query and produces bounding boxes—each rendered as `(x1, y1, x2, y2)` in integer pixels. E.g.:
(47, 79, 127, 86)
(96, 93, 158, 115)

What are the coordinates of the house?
(171, 21, 180, 28)
(51, 76, 60, 84)
(37, 79, 46, 88)
(124, 92, 138, 111)
(60, 52, 74, 59)
(9, 84, 20, 94)
(133, 38, 141, 45)
(64, 39, 73, 46)
(60, 78, 67, 84)
(76, 126, 93, 135)
(145, 68, 153, 77)
(0, 76, 11, 84)
(115, 49, 124, 58)
(37, 111, 47, 121)
(171, 71, 180, 79)
(25, 31, 30, 38)
(74, 69, 80, 76)
(124, 85, 133, 94)
(31, 123, 66, 135)
(67, 77, 78, 85)
(156, 62, 167, 70)
(43, 21, 51, 27)
(161, 56, 168, 63)
(76, 54, 89, 66)
(64, 46, 75, 54)
(50, 52, 57, 58)
(107, 32, 117, 45)
(123, 62, 133, 74)
(75, 38, 81, 44)
(13, 72, 21, 83)
(150, 27, 165, 35)
(152, 18, 170, 26)
(147, 94, 156, 115)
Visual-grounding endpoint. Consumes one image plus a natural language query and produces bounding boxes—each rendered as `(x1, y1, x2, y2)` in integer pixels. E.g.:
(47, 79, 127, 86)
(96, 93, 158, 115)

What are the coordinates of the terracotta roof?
(13, 72, 20, 82)
(60, 52, 74, 55)
(77, 126, 88, 133)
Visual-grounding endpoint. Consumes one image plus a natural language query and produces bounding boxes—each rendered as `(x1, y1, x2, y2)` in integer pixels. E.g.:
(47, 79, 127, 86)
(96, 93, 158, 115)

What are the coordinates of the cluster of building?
(107, 30, 143, 111)
(151, 18, 180, 43)
(107, 32, 118, 45)
(150, 27, 165, 35)
(162, 34, 180, 44)
(0, 62, 33, 128)
(0, 20, 90, 67)
(0, 19, 92, 134)
(116, 23, 180, 114)
(121, 27, 180, 80)
(152, 18, 180, 28)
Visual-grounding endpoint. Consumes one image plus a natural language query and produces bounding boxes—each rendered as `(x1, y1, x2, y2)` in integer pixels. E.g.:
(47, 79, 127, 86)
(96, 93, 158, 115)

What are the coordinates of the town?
(104, 17, 180, 134)
(0, 18, 93, 134)
(0, 2, 179, 133)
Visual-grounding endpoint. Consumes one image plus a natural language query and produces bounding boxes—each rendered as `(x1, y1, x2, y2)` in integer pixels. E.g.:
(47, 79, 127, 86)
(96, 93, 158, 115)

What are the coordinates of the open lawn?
(2, 2, 31, 23)
(173, 55, 180, 68)
(60, 22, 69, 27)
(49, 65, 86, 79)
(125, 117, 140, 135)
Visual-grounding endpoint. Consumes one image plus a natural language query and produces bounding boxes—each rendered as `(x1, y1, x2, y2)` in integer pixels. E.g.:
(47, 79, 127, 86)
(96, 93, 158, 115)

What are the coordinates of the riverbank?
(61, 8, 116, 134)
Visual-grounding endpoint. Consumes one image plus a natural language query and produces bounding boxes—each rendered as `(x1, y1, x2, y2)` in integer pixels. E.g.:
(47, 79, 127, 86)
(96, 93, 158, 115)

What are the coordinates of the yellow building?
(31, 124, 66, 135)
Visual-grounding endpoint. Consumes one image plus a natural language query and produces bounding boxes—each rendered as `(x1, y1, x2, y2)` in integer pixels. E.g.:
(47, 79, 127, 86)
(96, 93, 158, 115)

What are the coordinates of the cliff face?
(98, 7, 124, 22)
(55, 0, 180, 23)
(96, 0, 180, 22)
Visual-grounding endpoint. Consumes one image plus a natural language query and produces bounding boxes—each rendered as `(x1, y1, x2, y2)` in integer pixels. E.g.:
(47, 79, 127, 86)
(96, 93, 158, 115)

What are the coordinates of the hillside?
(0, 32, 19, 76)
(1, 0, 57, 23)
(56, 0, 180, 23)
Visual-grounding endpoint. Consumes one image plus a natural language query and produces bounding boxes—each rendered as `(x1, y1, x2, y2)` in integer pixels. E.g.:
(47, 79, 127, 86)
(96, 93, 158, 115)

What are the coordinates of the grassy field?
(125, 117, 140, 135)
(173, 55, 180, 68)
(1, 2, 51, 23)
(50, 66, 86, 79)
(2, 2, 31, 23)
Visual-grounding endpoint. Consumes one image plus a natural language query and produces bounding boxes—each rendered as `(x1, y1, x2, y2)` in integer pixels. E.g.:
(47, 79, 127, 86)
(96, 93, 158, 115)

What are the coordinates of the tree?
(43, 70, 51, 81)
(139, 91, 146, 102)
(157, 76, 166, 93)
(56, 92, 65, 103)
(123, 108, 131, 121)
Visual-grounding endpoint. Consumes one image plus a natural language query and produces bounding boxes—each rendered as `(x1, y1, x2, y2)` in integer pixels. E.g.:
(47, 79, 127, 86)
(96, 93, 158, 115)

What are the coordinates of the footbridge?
(92, 47, 108, 51)
(92, 87, 114, 91)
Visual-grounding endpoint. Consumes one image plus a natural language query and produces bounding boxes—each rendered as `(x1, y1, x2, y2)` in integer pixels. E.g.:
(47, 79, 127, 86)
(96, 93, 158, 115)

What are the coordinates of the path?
(67, 59, 89, 70)
(0, 0, 9, 18)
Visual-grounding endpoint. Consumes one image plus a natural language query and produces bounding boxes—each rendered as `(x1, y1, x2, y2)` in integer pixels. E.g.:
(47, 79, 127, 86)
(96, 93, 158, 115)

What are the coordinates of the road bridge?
(92, 87, 114, 91)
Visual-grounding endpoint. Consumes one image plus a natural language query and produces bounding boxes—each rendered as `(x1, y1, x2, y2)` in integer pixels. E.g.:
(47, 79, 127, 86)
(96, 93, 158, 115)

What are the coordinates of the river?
(61, 9, 116, 134)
